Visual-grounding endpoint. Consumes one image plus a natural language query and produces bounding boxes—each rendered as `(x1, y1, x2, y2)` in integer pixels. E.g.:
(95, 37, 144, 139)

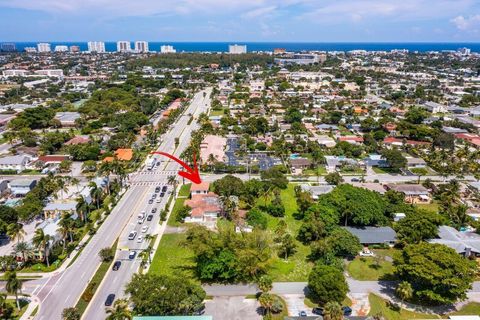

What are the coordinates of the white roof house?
(0, 155, 31, 173)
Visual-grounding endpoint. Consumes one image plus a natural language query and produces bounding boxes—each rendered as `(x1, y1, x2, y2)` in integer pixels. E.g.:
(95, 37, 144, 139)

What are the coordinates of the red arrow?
(150, 151, 202, 184)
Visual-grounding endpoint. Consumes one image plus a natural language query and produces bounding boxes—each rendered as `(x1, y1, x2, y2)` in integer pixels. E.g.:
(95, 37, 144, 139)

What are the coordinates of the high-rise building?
(54, 45, 68, 52)
(24, 47, 37, 53)
(70, 45, 80, 53)
(160, 45, 176, 53)
(0, 43, 17, 52)
(117, 41, 131, 53)
(458, 47, 471, 56)
(134, 41, 149, 53)
(37, 43, 51, 53)
(88, 41, 106, 53)
(228, 44, 247, 54)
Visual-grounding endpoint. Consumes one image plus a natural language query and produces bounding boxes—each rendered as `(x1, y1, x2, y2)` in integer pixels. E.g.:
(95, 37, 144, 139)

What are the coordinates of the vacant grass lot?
(148, 233, 196, 281)
(347, 256, 395, 281)
(261, 184, 314, 282)
(368, 294, 440, 320)
(166, 184, 191, 227)
(450, 302, 480, 316)
(414, 201, 440, 214)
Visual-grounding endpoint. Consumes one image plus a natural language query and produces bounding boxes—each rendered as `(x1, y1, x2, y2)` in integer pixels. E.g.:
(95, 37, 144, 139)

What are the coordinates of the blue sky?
(0, 0, 480, 42)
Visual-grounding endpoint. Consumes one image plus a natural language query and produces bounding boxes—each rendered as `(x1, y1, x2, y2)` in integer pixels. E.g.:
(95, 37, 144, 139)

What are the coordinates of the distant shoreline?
(3, 42, 480, 53)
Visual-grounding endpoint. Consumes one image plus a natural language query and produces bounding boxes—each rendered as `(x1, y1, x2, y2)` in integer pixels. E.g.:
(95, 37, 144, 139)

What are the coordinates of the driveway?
(205, 296, 262, 320)
(281, 294, 312, 316)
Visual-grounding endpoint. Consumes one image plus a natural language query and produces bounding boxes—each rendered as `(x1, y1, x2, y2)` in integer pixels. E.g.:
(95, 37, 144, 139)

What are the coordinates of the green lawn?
(209, 109, 226, 116)
(259, 184, 314, 282)
(368, 294, 440, 320)
(303, 167, 327, 176)
(7, 299, 29, 320)
(347, 256, 395, 281)
(414, 201, 440, 214)
(166, 184, 191, 227)
(178, 183, 192, 197)
(450, 302, 480, 315)
(305, 296, 352, 308)
(271, 295, 289, 320)
(372, 167, 401, 174)
(149, 233, 196, 281)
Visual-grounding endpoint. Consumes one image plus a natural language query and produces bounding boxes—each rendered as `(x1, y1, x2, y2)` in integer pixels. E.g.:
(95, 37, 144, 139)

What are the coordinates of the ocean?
(4, 42, 480, 53)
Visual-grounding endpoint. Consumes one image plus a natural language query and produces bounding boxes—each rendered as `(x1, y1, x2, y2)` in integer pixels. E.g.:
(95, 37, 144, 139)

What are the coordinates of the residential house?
(406, 157, 427, 168)
(349, 182, 387, 195)
(422, 101, 448, 114)
(429, 226, 480, 257)
(314, 135, 336, 148)
(300, 184, 334, 200)
(344, 226, 397, 246)
(54, 112, 81, 127)
(324, 156, 359, 173)
(364, 154, 388, 168)
(0, 154, 31, 173)
(190, 182, 210, 195)
(103, 148, 133, 162)
(385, 184, 431, 204)
(43, 202, 78, 220)
(65, 135, 90, 145)
(184, 193, 221, 228)
(338, 135, 364, 145)
(290, 158, 312, 170)
(9, 179, 36, 197)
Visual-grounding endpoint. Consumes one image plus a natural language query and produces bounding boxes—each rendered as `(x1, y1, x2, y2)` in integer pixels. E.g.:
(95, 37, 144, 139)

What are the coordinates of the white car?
(359, 247, 375, 257)
(138, 217, 145, 224)
(137, 236, 143, 243)
(141, 226, 149, 233)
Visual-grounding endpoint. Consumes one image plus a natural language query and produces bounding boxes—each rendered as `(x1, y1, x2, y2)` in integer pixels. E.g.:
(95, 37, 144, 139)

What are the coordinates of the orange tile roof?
(102, 148, 133, 162)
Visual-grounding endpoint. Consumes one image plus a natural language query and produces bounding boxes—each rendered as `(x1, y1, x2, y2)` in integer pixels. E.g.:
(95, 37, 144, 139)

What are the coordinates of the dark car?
(112, 261, 121, 271)
(342, 306, 352, 316)
(128, 251, 136, 260)
(146, 214, 153, 221)
(299, 311, 307, 317)
(162, 186, 167, 192)
(312, 307, 324, 315)
(148, 199, 153, 204)
(152, 194, 157, 199)
(155, 186, 161, 193)
(151, 208, 157, 213)
(105, 294, 115, 306)
(159, 192, 165, 198)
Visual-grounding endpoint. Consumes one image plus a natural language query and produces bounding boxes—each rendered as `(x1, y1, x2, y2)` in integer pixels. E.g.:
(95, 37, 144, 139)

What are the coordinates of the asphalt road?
(82, 88, 212, 320)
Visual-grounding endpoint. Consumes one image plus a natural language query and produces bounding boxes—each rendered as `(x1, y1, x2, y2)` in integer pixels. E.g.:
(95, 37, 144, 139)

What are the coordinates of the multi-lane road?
(82, 88, 212, 320)
(16, 88, 212, 320)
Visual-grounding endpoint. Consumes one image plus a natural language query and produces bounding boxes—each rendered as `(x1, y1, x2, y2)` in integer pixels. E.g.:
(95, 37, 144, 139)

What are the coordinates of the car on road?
(156, 198, 161, 203)
(146, 214, 153, 221)
(159, 192, 165, 198)
(162, 186, 168, 192)
(141, 226, 149, 233)
(138, 216, 145, 224)
(312, 307, 323, 315)
(128, 251, 136, 259)
(152, 194, 157, 199)
(351, 178, 361, 182)
(112, 261, 121, 271)
(151, 208, 157, 213)
(137, 235, 143, 243)
(148, 199, 153, 204)
(105, 294, 115, 306)
(299, 311, 307, 317)
(342, 306, 352, 316)
(128, 231, 137, 240)
(155, 186, 161, 193)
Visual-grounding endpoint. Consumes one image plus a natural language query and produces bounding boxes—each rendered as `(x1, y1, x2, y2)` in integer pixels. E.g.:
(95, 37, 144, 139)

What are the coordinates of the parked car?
(128, 251, 136, 259)
(112, 261, 121, 271)
(137, 236, 143, 243)
(312, 307, 324, 315)
(156, 198, 161, 203)
(151, 208, 157, 213)
(138, 217, 145, 224)
(152, 194, 157, 199)
(128, 231, 137, 240)
(162, 186, 168, 192)
(105, 294, 115, 306)
(146, 214, 153, 221)
(159, 192, 165, 198)
(148, 199, 153, 204)
(299, 311, 307, 317)
(141, 226, 149, 233)
(155, 186, 161, 193)
(342, 306, 352, 316)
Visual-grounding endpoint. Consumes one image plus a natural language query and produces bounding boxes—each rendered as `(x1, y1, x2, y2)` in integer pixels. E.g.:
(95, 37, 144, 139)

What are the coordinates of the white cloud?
(241, 6, 277, 19)
(301, 0, 474, 24)
(451, 15, 480, 31)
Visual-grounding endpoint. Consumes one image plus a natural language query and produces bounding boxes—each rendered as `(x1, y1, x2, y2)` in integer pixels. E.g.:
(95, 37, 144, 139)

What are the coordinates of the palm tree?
(32, 229, 52, 267)
(258, 293, 275, 316)
(167, 175, 177, 193)
(257, 275, 273, 293)
(105, 298, 132, 320)
(99, 161, 113, 194)
(14, 242, 32, 263)
(89, 182, 103, 209)
(58, 214, 74, 248)
(7, 223, 25, 244)
(55, 176, 70, 200)
(323, 301, 343, 320)
(396, 281, 413, 303)
(5, 271, 21, 310)
(75, 196, 89, 222)
(70, 177, 80, 192)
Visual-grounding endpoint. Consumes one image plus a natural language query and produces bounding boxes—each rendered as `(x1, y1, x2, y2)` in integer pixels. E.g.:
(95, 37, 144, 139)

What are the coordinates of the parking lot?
(205, 296, 262, 320)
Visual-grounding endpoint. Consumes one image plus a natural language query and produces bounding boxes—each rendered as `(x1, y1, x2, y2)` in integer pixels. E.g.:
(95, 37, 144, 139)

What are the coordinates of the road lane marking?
(64, 294, 71, 304)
